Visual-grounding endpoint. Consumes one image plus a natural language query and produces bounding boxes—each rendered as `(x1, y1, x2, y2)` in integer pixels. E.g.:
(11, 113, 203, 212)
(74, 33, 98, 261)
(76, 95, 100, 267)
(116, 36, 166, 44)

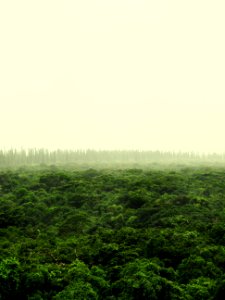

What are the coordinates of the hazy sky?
(1, 0, 225, 153)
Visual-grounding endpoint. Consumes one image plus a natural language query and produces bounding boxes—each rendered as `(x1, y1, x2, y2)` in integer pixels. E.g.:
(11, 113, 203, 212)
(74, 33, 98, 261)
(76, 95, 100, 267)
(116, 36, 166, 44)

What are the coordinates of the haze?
(1, 0, 225, 153)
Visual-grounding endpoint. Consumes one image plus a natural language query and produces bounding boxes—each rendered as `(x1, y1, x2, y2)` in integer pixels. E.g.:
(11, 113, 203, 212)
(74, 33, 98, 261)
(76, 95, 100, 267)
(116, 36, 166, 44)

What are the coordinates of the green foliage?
(0, 257, 21, 299)
(1, 166, 225, 299)
(113, 258, 175, 299)
(183, 277, 217, 300)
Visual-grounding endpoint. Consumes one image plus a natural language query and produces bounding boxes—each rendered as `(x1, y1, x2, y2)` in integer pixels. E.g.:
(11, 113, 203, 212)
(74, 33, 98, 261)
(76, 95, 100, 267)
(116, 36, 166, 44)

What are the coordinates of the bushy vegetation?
(1, 166, 225, 299)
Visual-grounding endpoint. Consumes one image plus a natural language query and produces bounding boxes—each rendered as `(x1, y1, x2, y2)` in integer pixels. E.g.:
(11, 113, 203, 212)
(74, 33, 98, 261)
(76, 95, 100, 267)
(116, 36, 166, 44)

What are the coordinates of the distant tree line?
(0, 149, 225, 167)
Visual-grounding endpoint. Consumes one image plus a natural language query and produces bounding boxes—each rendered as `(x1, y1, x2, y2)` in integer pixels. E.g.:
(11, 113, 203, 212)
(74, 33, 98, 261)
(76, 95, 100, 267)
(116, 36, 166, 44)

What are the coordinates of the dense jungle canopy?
(1, 164, 225, 299)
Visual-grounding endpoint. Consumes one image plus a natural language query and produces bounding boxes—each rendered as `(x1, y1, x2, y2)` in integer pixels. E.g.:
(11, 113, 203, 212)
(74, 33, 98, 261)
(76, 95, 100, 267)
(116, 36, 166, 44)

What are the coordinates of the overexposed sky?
(0, 0, 225, 153)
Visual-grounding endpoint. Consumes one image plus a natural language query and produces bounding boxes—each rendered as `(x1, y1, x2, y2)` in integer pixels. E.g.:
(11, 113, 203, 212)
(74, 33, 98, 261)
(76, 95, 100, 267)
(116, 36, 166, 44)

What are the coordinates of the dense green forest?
(2, 165, 225, 299)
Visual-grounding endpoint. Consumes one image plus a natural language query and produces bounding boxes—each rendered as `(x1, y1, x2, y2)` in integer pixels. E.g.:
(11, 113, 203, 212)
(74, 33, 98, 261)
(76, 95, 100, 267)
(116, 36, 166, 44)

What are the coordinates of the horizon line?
(0, 148, 225, 156)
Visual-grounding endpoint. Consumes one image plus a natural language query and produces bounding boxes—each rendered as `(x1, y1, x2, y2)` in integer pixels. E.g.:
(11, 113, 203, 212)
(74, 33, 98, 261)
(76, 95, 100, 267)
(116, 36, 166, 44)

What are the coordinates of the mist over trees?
(0, 149, 225, 168)
(2, 149, 225, 298)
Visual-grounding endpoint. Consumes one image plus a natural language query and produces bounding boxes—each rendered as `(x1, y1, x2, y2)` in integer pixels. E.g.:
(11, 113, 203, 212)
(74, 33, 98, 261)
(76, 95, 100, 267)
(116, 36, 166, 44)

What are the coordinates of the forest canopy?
(1, 165, 225, 299)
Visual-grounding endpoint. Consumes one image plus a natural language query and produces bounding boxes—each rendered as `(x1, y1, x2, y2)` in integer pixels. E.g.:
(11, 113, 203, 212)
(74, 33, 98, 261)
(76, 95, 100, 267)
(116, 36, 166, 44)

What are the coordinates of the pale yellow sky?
(0, 0, 225, 153)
